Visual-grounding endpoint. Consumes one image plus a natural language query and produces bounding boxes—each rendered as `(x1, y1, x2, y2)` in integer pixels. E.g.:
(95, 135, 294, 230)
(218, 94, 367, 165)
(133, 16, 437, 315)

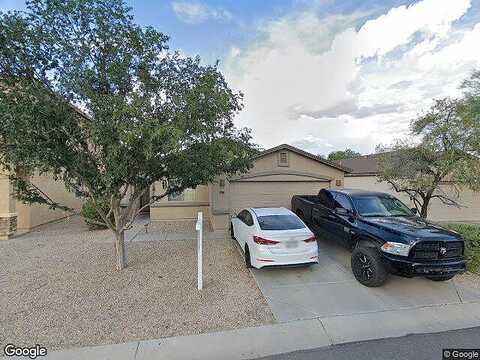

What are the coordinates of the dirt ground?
(0, 217, 274, 351)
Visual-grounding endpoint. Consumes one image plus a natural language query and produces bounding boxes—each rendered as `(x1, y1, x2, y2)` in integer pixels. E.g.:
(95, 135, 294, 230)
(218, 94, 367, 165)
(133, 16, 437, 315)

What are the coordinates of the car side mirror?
(410, 208, 418, 215)
(335, 207, 350, 216)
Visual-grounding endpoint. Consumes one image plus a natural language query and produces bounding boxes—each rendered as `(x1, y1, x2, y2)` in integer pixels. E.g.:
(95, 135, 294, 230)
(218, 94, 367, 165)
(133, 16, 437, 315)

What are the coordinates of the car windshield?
(352, 196, 413, 217)
(257, 215, 305, 230)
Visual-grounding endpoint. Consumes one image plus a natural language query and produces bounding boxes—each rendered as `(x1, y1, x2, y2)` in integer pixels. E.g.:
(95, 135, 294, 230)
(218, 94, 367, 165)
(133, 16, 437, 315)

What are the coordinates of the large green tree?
(377, 98, 471, 218)
(327, 148, 362, 161)
(0, 0, 255, 270)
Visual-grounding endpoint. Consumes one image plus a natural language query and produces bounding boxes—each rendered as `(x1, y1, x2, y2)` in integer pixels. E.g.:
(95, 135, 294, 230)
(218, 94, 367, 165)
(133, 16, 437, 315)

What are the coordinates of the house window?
(278, 151, 289, 167)
(167, 188, 198, 202)
(168, 191, 184, 201)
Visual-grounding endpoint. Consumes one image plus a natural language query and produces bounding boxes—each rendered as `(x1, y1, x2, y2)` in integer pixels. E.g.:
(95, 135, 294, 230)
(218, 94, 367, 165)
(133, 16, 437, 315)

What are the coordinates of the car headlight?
(380, 242, 411, 257)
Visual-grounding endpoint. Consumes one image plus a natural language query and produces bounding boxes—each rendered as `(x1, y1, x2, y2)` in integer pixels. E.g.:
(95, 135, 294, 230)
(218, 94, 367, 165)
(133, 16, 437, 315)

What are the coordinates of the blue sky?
(2, 0, 480, 155)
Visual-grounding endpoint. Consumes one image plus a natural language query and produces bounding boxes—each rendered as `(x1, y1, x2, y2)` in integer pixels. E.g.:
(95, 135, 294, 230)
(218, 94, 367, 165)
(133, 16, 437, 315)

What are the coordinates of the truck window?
(333, 193, 353, 212)
(318, 190, 334, 209)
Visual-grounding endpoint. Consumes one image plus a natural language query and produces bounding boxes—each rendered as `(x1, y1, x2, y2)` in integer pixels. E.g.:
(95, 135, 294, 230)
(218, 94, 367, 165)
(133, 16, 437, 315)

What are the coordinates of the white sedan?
(230, 207, 318, 269)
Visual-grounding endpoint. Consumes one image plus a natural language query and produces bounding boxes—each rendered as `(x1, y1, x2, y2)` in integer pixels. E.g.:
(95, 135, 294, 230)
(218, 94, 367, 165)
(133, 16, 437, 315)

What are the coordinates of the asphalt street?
(253, 327, 480, 360)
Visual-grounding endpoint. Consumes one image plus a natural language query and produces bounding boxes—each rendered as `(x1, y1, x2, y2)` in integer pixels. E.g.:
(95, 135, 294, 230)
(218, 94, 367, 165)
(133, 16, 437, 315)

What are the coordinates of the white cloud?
(172, 1, 232, 25)
(225, 0, 479, 155)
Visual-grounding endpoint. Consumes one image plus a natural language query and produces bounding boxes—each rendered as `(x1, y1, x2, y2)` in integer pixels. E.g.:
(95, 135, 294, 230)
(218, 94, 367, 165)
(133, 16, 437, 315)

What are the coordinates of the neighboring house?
(0, 144, 349, 239)
(0, 171, 83, 240)
(338, 153, 480, 223)
(151, 144, 350, 230)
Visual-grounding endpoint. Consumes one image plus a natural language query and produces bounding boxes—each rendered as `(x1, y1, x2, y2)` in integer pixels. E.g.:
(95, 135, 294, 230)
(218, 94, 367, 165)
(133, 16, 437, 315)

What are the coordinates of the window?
(352, 196, 413, 217)
(257, 215, 305, 230)
(168, 191, 184, 201)
(333, 193, 353, 212)
(278, 151, 289, 167)
(318, 189, 335, 209)
(167, 188, 198, 201)
(244, 211, 254, 226)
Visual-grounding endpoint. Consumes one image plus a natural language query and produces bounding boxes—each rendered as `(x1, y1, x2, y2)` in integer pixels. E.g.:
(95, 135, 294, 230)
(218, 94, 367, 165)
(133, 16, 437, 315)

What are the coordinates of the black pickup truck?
(291, 188, 466, 287)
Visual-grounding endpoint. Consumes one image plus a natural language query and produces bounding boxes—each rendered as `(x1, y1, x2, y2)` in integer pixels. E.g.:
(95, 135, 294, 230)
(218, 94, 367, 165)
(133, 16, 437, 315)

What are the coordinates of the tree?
(0, 0, 256, 270)
(327, 148, 362, 161)
(377, 98, 471, 218)
(458, 70, 480, 189)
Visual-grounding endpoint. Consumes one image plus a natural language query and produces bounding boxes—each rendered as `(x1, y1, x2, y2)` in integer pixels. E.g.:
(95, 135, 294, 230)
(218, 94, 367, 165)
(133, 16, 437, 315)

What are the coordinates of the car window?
(244, 211, 254, 226)
(353, 196, 413, 217)
(333, 193, 353, 212)
(257, 215, 305, 230)
(237, 210, 248, 224)
(318, 190, 334, 209)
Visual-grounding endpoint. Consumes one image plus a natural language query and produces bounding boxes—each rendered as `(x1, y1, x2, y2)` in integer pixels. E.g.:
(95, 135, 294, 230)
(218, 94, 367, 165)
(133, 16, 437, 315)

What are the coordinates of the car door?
(331, 193, 356, 247)
(232, 210, 248, 249)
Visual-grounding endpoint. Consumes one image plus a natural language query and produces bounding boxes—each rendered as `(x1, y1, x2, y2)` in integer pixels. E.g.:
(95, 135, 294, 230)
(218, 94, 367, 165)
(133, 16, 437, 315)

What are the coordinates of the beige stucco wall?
(248, 151, 345, 183)
(344, 175, 480, 223)
(16, 174, 83, 231)
(150, 184, 210, 222)
(0, 171, 17, 239)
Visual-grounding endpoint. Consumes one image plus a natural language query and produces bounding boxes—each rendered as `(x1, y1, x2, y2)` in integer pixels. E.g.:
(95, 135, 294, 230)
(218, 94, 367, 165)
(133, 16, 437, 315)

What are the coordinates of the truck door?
(311, 190, 337, 239)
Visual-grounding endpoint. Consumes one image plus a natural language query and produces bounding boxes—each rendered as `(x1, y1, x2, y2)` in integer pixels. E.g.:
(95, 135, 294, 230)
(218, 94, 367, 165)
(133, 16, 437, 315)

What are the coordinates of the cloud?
(171, 1, 232, 24)
(225, 0, 479, 154)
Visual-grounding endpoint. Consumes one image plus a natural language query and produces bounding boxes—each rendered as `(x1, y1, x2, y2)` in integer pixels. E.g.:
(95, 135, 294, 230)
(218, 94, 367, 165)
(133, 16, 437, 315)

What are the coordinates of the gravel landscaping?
(0, 217, 274, 352)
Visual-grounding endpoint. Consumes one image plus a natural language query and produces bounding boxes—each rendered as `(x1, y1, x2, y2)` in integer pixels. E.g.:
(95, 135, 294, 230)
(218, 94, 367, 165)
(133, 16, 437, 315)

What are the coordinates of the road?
(253, 327, 480, 360)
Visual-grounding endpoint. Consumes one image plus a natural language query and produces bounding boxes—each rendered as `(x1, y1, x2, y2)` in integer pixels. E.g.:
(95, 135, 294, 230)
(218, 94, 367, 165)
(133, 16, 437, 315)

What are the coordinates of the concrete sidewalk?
(42, 300, 480, 360)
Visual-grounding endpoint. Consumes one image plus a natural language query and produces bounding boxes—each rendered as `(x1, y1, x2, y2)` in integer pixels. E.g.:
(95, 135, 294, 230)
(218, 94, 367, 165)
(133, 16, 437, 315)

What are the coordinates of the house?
(0, 171, 83, 240)
(150, 144, 350, 230)
(338, 153, 480, 223)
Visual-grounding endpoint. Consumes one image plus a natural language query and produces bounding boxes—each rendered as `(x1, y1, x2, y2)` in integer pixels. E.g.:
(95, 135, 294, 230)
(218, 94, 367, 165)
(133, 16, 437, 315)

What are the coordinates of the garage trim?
(229, 170, 332, 182)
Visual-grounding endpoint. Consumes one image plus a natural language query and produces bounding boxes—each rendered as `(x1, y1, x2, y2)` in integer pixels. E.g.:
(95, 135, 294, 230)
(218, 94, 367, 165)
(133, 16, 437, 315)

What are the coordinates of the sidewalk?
(43, 300, 480, 360)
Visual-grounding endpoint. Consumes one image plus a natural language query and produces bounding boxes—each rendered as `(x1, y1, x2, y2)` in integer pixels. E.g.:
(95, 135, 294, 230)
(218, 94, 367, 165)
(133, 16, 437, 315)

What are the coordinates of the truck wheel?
(245, 245, 253, 268)
(426, 274, 455, 281)
(351, 247, 388, 287)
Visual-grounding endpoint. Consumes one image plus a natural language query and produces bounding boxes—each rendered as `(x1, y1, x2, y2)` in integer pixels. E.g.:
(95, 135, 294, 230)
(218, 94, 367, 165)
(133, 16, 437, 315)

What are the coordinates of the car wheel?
(426, 274, 456, 281)
(245, 245, 253, 268)
(351, 247, 388, 287)
(230, 223, 235, 240)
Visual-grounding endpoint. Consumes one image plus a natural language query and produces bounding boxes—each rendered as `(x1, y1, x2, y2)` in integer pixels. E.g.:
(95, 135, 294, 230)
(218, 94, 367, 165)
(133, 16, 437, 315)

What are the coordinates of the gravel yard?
(0, 217, 274, 352)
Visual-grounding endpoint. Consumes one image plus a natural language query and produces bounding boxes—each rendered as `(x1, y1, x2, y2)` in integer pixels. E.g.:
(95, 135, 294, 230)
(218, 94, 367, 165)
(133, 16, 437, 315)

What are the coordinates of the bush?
(445, 223, 480, 274)
(81, 198, 113, 229)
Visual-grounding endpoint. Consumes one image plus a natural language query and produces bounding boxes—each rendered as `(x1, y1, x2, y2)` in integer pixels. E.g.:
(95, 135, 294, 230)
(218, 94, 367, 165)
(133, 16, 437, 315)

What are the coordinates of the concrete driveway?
(251, 236, 480, 322)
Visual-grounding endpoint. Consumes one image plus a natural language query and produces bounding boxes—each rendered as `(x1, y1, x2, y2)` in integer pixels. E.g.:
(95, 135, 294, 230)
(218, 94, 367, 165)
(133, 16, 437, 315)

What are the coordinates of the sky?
(1, 0, 480, 156)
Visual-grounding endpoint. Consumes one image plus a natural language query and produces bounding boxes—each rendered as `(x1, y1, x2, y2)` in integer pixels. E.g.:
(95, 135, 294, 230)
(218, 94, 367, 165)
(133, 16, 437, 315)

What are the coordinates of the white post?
(196, 211, 203, 290)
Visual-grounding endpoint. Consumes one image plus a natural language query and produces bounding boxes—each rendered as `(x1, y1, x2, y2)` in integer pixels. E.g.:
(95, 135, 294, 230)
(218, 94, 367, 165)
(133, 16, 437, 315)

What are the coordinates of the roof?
(329, 188, 393, 197)
(254, 144, 352, 173)
(250, 207, 294, 216)
(335, 153, 384, 175)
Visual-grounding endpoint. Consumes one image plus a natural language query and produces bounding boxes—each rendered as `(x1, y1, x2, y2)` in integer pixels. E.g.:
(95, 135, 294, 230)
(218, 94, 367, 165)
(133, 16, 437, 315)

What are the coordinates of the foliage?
(0, 0, 256, 270)
(327, 148, 362, 161)
(445, 223, 480, 274)
(81, 198, 114, 229)
(377, 98, 471, 218)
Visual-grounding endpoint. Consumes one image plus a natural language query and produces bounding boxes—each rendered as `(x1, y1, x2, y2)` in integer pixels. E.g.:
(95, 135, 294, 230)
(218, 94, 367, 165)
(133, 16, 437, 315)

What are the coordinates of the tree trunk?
(420, 196, 431, 219)
(114, 230, 127, 270)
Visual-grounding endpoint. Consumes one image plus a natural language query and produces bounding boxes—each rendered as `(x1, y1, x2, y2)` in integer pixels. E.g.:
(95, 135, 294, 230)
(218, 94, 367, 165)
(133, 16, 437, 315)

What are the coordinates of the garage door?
(230, 181, 328, 213)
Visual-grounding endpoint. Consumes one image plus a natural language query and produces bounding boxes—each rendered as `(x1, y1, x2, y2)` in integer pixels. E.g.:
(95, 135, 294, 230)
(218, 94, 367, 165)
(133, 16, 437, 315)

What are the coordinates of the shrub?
(446, 223, 480, 274)
(81, 198, 113, 229)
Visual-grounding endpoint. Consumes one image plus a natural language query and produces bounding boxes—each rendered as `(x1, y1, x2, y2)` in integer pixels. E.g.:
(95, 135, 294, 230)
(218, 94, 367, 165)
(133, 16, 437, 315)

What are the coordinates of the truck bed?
(293, 195, 322, 204)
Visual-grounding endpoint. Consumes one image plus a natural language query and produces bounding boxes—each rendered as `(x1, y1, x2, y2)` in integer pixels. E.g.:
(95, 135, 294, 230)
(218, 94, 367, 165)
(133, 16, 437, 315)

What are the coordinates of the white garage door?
(230, 181, 328, 213)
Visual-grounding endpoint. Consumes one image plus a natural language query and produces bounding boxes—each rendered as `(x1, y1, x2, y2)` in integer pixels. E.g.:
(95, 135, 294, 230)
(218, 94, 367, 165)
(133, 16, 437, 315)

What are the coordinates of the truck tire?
(351, 247, 388, 287)
(426, 274, 455, 281)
